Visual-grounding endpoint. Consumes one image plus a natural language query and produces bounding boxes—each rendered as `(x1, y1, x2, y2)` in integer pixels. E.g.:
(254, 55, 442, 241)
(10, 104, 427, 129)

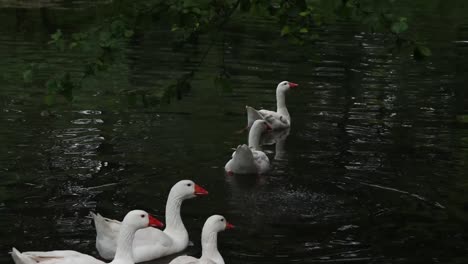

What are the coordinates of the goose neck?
(165, 192, 186, 232)
(201, 231, 222, 263)
(276, 89, 288, 115)
(112, 224, 136, 263)
(248, 122, 264, 150)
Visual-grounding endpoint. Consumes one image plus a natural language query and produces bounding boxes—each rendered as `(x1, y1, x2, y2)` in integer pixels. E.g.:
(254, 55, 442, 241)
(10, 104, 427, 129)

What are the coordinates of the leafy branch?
(20, 0, 432, 107)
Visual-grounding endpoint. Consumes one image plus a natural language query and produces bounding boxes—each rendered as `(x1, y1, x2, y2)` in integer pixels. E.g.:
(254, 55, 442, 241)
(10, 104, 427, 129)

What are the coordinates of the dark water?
(1, 1, 468, 264)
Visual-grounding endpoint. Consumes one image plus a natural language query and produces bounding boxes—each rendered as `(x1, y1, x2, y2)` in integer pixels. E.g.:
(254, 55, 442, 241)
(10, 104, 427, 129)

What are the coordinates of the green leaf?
(281, 25, 290, 36)
(44, 94, 56, 106)
(345, 0, 355, 8)
(457, 115, 468, 123)
(46, 79, 58, 93)
(312, 14, 322, 26)
(418, 46, 431, 56)
(124, 30, 134, 38)
(309, 33, 319, 40)
(48, 29, 66, 51)
(391, 17, 408, 34)
(22, 69, 33, 83)
(51, 29, 62, 41)
(289, 36, 304, 45)
(299, 28, 308, 33)
(413, 45, 432, 60)
(299, 11, 310, 17)
(110, 19, 126, 35)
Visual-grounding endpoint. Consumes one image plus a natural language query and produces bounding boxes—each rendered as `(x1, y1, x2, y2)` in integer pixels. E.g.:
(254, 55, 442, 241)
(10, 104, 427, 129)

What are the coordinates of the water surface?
(1, 1, 467, 264)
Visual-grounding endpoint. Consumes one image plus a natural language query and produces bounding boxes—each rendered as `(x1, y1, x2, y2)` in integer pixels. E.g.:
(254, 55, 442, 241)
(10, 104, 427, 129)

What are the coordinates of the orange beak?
(148, 215, 165, 228)
(288, 82, 298, 88)
(194, 184, 209, 196)
(226, 221, 235, 229)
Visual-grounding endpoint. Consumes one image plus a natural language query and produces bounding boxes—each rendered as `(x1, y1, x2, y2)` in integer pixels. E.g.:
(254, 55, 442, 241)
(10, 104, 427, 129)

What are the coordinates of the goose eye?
(140, 214, 145, 218)
(220, 219, 224, 222)
(187, 183, 192, 187)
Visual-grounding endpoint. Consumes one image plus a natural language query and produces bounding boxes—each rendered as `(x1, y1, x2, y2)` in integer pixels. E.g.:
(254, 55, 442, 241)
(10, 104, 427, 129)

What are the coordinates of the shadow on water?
(1, 1, 468, 264)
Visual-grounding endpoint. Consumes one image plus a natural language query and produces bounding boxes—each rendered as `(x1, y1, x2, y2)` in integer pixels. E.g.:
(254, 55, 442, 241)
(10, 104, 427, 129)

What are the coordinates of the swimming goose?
(225, 120, 271, 174)
(11, 210, 164, 264)
(168, 215, 234, 264)
(92, 180, 208, 262)
(246, 81, 298, 130)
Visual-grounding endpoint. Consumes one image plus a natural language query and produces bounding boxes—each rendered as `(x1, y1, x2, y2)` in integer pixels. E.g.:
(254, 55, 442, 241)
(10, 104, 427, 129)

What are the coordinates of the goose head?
(171, 179, 209, 199)
(204, 215, 234, 234)
(276, 81, 299, 93)
(122, 210, 164, 229)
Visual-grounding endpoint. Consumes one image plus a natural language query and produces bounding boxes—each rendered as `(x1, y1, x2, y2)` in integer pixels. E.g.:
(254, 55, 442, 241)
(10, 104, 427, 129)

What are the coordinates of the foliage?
(268, 0, 430, 58)
(457, 115, 468, 124)
(20, 0, 432, 106)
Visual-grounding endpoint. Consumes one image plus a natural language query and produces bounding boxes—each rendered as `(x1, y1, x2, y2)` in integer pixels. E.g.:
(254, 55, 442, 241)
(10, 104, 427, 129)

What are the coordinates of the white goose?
(225, 119, 271, 174)
(91, 180, 208, 262)
(168, 215, 234, 264)
(246, 81, 298, 130)
(11, 210, 164, 264)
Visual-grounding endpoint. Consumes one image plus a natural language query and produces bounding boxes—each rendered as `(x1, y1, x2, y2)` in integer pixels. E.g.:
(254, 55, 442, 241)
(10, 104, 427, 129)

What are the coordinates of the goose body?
(92, 180, 208, 263)
(12, 249, 105, 264)
(168, 215, 234, 264)
(246, 81, 298, 130)
(11, 210, 164, 264)
(260, 127, 290, 146)
(225, 120, 270, 174)
(169, 256, 216, 264)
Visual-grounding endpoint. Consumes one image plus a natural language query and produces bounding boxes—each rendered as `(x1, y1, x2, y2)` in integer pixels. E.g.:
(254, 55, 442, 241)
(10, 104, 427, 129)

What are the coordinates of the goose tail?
(90, 212, 119, 259)
(225, 145, 257, 174)
(246, 106, 264, 128)
(11, 248, 35, 264)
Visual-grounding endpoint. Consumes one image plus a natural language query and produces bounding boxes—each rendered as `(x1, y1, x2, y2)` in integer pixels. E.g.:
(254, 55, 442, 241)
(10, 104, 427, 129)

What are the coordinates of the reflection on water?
(1, 1, 468, 264)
